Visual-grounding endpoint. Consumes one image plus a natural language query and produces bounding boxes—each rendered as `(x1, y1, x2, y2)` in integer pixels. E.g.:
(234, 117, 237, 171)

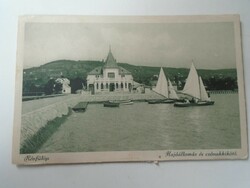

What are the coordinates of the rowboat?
(72, 102, 88, 112)
(119, 100, 134, 105)
(103, 101, 120, 107)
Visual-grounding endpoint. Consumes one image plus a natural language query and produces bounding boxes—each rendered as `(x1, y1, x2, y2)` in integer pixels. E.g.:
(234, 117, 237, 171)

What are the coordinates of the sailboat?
(174, 63, 215, 107)
(148, 67, 179, 104)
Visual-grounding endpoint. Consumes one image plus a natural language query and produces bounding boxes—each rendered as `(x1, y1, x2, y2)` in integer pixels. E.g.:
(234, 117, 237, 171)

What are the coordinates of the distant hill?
(118, 62, 237, 82)
(23, 59, 237, 94)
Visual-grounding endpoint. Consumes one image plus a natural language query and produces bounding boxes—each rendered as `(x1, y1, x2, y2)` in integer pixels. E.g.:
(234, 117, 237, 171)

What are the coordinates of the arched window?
(101, 83, 104, 89)
(106, 83, 108, 89)
(125, 82, 127, 88)
(96, 83, 99, 90)
(116, 83, 118, 89)
(121, 83, 124, 89)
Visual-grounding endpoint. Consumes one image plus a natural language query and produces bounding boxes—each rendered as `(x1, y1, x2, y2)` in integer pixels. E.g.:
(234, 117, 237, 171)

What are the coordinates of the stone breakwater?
(20, 89, 163, 148)
(21, 95, 82, 147)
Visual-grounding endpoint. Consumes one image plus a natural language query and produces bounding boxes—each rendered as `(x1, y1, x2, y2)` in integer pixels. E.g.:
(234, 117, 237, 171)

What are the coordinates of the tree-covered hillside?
(23, 60, 237, 95)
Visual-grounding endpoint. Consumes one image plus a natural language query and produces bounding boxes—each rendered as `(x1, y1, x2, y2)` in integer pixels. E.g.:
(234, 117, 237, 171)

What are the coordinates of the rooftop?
(88, 47, 131, 75)
(104, 47, 118, 68)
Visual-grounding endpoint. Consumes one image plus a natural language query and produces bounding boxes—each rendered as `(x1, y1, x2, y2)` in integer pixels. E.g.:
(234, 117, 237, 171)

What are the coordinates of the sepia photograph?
(12, 15, 248, 164)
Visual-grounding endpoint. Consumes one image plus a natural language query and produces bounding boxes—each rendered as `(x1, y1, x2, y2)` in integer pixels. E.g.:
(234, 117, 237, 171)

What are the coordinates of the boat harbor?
(20, 88, 163, 148)
(36, 93, 240, 153)
(20, 86, 240, 153)
(20, 65, 240, 154)
(20, 62, 217, 152)
(19, 42, 241, 155)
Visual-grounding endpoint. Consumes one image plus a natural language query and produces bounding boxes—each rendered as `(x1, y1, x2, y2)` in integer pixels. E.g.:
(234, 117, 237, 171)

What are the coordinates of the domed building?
(87, 48, 134, 94)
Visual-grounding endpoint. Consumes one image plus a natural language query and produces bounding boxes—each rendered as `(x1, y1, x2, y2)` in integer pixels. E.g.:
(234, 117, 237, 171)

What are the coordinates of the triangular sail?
(182, 63, 200, 99)
(199, 76, 209, 101)
(154, 67, 169, 98)
(168, 79, 179, 99)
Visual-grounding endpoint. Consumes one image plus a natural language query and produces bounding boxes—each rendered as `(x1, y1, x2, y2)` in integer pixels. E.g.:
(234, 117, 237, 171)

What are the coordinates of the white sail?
(154, 67, 169, 98)
(182, 63, 200, 99)
(168, 79, 179, 99)
(199, 76, 209, 101)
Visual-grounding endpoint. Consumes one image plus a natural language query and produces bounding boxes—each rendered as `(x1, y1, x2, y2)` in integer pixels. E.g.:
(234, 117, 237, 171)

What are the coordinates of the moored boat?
(174, 100, 214, 107)
(119, 100, 134, 105)
(148, 67, 179, 104)
(72, 102, 88, 112)
(161, 99, 176, 103)
(147, 99, 163, 104)
(174, 63, 215, 107)
(147, 98, 175, 104)
(103, 101, 120, 107)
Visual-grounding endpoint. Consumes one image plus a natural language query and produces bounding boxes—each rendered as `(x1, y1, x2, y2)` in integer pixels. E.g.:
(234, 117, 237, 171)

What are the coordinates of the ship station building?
(87, 48, 134, 94)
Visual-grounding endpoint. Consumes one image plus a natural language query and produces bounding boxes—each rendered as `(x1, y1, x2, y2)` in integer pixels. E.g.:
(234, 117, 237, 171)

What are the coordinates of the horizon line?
(23, 59, 237, 70)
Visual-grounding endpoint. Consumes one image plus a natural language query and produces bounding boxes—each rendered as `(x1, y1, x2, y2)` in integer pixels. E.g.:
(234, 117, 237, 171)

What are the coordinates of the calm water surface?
(39, 94, 241, 152)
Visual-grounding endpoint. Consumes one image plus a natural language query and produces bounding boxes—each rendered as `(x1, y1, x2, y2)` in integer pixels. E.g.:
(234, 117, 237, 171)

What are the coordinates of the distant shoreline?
(22, 89, 238, 102)
(209, 90, 238, 94)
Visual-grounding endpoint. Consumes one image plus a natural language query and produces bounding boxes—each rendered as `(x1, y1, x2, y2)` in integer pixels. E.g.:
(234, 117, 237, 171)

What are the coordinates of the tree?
(70, 77, 85, 93)
(54, 82, 63, 94)
(44, 79, 55, 95)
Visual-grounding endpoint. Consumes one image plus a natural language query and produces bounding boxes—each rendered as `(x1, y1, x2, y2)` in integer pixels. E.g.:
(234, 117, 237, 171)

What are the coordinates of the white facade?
(87, 49, 134, 94)
(61, 84, 71, 94)
(55, 78, 71, 94)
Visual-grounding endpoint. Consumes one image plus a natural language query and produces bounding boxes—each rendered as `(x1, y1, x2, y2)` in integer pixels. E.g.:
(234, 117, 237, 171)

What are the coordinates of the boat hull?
(161, 99, 176, 104)
(120, 101, 134, 105)
(174, 101, 215, 107)
(148, 99, 176, 104)
(119, 100, 134, 105)
(103, 101, 120, 107)
(147, 100, 162, 104)
(72, 102, 88, 112)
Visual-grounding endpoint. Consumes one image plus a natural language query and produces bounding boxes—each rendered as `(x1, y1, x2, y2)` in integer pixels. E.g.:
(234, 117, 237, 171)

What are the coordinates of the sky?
(23, 21, 236, 69)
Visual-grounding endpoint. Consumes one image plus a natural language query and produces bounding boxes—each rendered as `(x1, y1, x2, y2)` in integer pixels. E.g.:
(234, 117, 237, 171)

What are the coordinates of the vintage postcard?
(12, 15, 248, 165)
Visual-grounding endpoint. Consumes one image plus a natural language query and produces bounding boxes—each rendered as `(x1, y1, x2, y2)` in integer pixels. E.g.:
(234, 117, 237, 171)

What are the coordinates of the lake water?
(39, 94, 241, 153)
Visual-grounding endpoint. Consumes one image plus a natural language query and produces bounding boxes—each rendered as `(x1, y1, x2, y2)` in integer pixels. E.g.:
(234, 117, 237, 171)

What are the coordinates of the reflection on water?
(39, 94, 241, 153)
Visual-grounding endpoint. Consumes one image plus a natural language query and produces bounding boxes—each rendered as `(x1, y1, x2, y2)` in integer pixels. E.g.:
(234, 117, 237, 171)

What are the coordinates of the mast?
(199, 74, 201, 100)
